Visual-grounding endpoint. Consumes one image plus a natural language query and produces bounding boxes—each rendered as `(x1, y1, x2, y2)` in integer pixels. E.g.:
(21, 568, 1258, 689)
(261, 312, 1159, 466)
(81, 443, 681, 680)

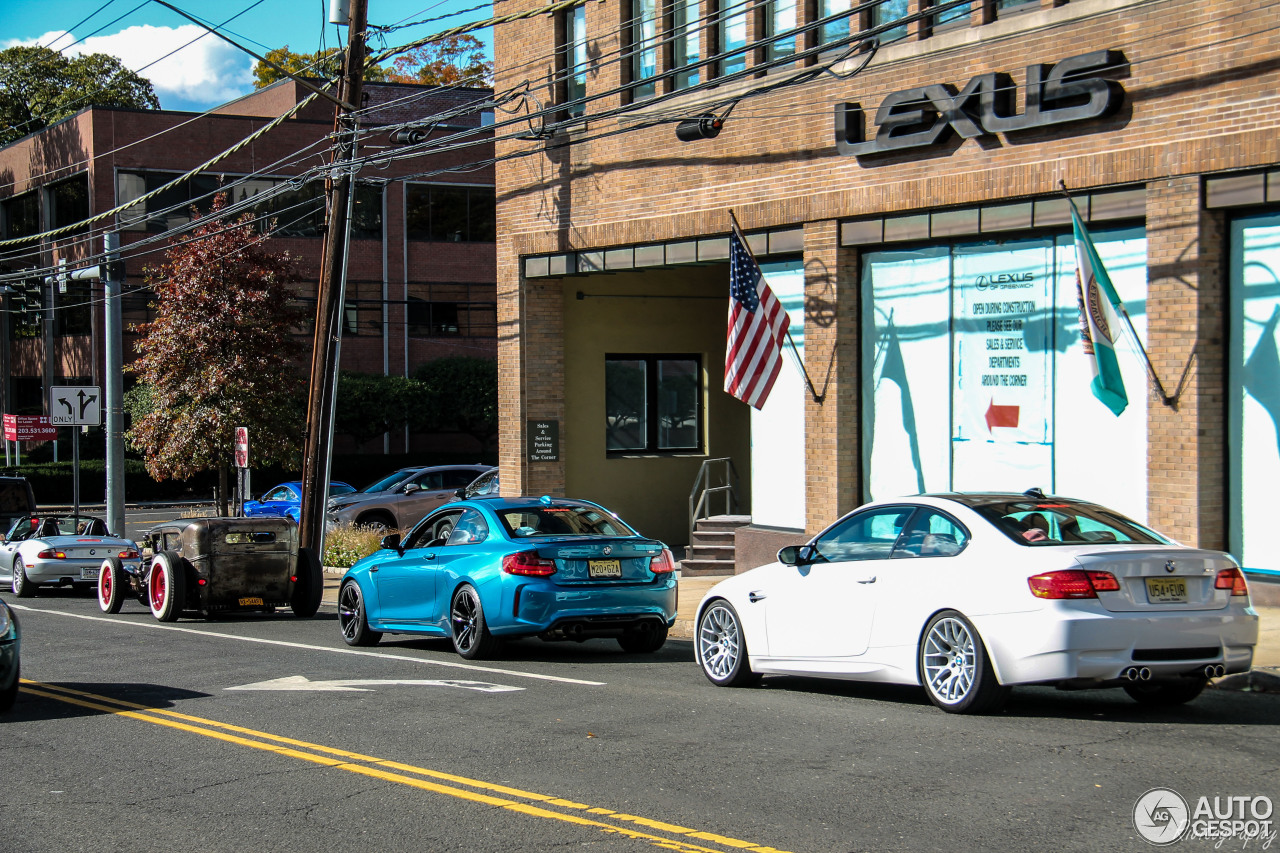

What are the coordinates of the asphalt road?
(4, 589, 1279, 853)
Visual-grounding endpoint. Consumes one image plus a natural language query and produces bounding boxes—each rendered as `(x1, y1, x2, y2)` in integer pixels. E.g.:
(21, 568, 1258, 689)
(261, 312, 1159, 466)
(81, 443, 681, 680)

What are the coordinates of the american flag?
(724, 224, 789, 409)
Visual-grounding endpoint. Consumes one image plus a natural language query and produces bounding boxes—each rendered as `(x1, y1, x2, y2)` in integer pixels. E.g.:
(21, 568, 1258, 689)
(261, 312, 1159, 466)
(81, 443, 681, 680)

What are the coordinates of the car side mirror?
(380, 533, 404, 556)
(778, 545, 813, 567)
(403, 484, 421, 494)
(454, 487, 466, 499)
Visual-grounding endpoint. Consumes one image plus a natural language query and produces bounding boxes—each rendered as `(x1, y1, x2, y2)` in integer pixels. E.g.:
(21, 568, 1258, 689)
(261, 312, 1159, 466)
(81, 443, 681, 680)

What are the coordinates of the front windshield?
(960, 498, 1172, 546)
(498, 505, 636, 538)
(358, 469, 418, 494)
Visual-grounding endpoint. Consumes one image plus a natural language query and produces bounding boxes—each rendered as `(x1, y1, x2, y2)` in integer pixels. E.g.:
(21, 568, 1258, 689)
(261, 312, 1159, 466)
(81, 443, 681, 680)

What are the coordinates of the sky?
(3, 0, 493, 112)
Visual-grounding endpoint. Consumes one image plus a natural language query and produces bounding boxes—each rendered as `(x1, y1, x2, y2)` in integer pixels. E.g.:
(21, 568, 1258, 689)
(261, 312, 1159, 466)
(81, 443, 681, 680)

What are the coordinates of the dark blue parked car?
(245, 481, 355, 523)
(338, 496, 677, 658)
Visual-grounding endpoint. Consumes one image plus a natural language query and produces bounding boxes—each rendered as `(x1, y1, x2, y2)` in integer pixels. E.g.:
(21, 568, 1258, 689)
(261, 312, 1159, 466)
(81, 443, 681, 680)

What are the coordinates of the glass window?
(954, 497, 1171, 547)
(719, 0, 748, 77)
(607, 358, 647, 450)
(351, 183, 383, 239)
(56, 281, 92, 336)
(445, 508, 489, 545)
(409, 471, 445, 491)
(929, 0, 971, 30)
(563, 3, 588, 117)
(764, 0, 797, 62)
(870, 0, 909, 44)
(2, 192, 40, 240)
(819, 0, 852, 45)
(672, 0, 702, 89)
(405, 510, 463, 549)
(407, 299, 461, 337)
(631, 0, 659, 99)
(406, 184, 495, 242)
(49, 175, 89, 231)
(996, 0, 1036, 11)
(807, 506, 916, 562)
(498, 504, 636, 538)
(607, 354, 702, 453)
(894, 509, 969, 558)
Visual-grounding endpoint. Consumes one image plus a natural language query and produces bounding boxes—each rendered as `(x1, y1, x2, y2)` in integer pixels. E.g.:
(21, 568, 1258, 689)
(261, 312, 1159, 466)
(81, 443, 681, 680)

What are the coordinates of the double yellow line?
(20, 680, 792, 853)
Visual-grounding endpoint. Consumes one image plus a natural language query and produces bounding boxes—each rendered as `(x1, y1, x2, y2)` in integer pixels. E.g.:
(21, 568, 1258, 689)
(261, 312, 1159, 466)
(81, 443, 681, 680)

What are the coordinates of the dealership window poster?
(1230, 214, 1280, 572)
(863, 228, 1149, 521)
(750, 259, 806, 530)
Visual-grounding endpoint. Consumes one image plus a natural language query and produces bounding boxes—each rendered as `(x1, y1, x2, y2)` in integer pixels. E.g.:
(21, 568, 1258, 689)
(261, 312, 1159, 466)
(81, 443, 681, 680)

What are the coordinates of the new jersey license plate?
(238, 597, 265, 606)
(1145, 577, 1188, 604)
(588, 559, 622, 579)
(81, 567, 99, 580)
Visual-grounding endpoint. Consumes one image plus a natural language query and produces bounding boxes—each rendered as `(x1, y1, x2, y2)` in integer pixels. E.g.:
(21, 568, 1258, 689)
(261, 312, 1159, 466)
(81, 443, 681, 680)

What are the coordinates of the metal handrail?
(688, 457, 740, 544)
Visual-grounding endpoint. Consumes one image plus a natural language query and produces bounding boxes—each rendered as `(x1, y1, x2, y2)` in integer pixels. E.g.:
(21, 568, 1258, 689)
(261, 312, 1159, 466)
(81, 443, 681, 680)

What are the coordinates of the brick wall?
(494, 0, 1280, 543)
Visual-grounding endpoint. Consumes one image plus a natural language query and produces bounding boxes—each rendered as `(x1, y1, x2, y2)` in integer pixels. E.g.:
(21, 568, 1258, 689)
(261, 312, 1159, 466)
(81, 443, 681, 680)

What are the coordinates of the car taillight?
(502, 550, 557, 577)
(1215, 567, 1249, 596)
(36, 548, 66, 560)
(1028, 569, 1120, 599)
(649, 549, 676, 574)
(119, 549, 139, 560)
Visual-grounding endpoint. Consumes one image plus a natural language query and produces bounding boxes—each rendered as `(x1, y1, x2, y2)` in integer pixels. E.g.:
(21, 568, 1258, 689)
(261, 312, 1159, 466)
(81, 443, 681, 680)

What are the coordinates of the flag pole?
(727, 209, 824, 403)
(1058, 181, 1174, 406)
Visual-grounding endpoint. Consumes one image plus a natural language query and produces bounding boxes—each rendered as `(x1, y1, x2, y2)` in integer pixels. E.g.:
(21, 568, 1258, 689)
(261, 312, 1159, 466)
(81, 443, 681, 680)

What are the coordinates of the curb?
(1212, 666, 1280, 693)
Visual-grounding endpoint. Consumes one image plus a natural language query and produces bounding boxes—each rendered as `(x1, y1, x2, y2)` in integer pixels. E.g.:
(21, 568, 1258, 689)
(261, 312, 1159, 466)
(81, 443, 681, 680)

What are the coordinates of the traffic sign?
(3, 414, 57, 442)
(49, 386, 102, 426)
(234, 426, 249, 468)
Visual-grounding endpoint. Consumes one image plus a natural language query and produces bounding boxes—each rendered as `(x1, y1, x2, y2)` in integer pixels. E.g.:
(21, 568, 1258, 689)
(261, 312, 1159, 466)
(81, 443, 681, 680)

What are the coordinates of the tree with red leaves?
(127, 193, 306, 513)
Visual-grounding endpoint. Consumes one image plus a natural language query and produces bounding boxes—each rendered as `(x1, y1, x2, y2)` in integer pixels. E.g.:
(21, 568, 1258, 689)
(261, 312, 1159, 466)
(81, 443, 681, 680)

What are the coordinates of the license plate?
(1146, 577, 1188, 604)
(238, 597, 265, 606)
(588, 559, 622, 579)
(81, 567, 99, 580)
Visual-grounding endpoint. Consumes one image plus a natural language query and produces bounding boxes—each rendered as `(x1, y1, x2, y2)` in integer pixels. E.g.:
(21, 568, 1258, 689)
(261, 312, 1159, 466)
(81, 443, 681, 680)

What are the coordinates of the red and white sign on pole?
(3, 414, 58, 442)
(234, 426, 249, 469)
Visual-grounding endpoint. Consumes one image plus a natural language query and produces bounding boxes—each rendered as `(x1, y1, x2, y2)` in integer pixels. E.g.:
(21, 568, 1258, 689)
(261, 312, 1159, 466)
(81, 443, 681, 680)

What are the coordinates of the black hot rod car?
(97, 517, 323, 621)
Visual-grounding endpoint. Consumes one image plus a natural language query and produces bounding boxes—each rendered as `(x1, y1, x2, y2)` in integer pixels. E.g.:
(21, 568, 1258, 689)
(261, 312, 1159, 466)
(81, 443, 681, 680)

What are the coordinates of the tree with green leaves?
(127, 193, 306, 514)
(252, 46, 389, 89)
(333, 372, 424, 448)
(387, 35, 492, 86)
(413, 356, 499, 452)
(0, 45, 159, 145)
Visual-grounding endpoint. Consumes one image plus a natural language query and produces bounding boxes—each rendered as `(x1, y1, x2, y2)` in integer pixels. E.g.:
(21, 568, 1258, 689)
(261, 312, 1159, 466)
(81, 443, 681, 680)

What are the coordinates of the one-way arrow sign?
(225, 675, 523, 693)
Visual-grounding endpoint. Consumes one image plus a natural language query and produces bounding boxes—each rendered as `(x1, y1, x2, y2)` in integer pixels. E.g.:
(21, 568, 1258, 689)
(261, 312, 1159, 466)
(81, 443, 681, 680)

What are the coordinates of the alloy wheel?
(922, 616, 976, 704)
(698, 604, 742, 680)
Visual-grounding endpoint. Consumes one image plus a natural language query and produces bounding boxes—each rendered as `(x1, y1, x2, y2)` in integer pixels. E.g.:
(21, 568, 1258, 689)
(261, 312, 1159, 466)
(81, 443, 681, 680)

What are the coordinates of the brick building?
(492, 0, 1280, 571)
(0, 79, 496, 455)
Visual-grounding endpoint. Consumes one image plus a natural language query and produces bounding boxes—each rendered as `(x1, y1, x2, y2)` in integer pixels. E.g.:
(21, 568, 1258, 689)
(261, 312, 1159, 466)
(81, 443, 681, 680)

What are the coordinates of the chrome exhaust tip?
(1138, 667, 1152, 681)
(1205, 664, 1225, 678)
(1123, 667, 1140, 681)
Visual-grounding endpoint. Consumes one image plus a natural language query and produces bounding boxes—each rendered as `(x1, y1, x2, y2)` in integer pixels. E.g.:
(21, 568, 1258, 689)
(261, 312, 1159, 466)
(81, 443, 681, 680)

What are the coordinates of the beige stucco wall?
(560, 266, 750, 548)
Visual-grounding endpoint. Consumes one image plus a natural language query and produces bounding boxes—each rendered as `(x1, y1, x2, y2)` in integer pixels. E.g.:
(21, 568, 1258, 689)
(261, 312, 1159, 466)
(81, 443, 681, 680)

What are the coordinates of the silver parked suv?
(326, 464, 492, 531)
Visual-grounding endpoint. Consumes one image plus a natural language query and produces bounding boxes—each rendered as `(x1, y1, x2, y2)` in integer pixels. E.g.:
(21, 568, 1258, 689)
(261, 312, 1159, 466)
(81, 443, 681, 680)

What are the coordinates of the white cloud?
(6, 25, 255, 110)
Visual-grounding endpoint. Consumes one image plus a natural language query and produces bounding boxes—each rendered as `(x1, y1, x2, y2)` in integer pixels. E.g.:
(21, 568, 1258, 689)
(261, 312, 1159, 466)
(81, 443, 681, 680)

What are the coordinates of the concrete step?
(689, 529, 736, 547)
(685, 544, 735, 562)
(679, 558, 738, 577)
(694, 515, 752, 532)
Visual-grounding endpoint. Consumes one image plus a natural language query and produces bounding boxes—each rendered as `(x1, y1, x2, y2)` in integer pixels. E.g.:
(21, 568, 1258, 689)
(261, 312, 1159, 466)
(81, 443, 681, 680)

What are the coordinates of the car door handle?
(857, 576, 876, 584)
(370, 566, 379, 573)
(748, 590, 766, 603)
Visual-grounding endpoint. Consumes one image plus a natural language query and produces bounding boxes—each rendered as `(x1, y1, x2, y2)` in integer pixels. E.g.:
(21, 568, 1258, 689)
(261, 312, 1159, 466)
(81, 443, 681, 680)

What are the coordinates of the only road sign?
(50, 386, 102, 426)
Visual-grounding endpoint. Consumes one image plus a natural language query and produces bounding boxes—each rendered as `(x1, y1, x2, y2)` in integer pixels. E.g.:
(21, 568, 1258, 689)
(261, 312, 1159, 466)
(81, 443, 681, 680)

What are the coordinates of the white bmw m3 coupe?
(694, 490, 1258, 714)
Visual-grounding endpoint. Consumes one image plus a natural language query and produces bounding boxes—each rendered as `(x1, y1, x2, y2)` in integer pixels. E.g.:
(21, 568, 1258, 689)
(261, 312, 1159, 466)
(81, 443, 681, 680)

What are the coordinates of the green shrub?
(323, 523, 399, 569)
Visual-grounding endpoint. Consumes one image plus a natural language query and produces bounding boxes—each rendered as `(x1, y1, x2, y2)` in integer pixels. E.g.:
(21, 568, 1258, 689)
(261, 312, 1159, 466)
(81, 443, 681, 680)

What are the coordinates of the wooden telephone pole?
(298, 0, 369, 556)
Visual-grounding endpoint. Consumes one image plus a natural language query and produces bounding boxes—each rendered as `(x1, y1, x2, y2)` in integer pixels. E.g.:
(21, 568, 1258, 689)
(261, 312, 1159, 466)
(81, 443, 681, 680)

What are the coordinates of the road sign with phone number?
(49, 386, 102, 426)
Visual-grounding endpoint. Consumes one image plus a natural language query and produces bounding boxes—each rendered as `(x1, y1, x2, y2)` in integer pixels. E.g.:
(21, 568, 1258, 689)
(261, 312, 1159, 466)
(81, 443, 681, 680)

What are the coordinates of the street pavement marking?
(225, 675, 524, 692)
(7, 603, 605, 685)
(20, 679, 793, 853)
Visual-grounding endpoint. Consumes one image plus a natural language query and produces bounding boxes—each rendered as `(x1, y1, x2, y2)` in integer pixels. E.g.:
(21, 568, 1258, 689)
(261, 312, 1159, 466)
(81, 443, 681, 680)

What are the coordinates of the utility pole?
(298, 0, 369, 557)
(103, 233, 125, 536)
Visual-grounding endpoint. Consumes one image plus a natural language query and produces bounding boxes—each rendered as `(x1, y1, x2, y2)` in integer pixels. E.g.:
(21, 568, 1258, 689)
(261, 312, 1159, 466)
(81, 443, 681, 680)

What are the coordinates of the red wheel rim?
(100, 565, 112, 603)
(150, 563, 166, 612)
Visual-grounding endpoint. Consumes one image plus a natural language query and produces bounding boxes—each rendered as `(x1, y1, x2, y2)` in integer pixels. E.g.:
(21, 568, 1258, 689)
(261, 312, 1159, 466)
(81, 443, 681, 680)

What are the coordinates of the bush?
(323, 523, 399, 569)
